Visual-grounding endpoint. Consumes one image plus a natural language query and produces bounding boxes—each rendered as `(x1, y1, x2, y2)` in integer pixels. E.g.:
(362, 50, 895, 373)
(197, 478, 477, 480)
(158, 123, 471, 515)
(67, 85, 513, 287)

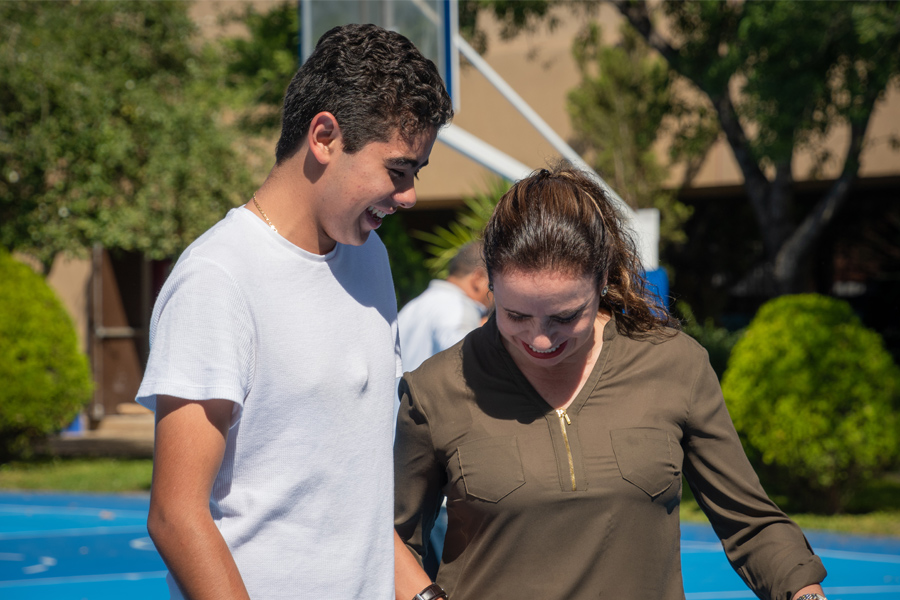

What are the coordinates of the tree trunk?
(611, 0, 875, 299)
(771, 116, 870, 294)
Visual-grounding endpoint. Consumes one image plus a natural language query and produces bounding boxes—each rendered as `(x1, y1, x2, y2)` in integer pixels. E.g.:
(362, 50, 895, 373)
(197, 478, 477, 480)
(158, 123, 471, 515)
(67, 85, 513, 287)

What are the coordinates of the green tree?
(219, 1, 300, 132)
(721, 294, 900, 513)
(568, 23, 694, 249)
(458, 1, 559, 54)
(612, 0, 900, 294)
(0, 1, 254, 273)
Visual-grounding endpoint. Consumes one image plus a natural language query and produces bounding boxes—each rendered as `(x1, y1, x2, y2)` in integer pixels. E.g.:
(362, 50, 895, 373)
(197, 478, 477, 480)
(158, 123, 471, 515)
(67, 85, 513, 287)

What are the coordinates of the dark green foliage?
(721, 294, 900, 513)
(413, 179, 507, 279)
(661, 0, 900, 168)
(378, 215, 432, 308)
(0, 1, 253, 270)
(0, 251, 93, 461)
(220, 1, 300, 131)
(459, 1, 557, 54)
(677, 303, 743, 380)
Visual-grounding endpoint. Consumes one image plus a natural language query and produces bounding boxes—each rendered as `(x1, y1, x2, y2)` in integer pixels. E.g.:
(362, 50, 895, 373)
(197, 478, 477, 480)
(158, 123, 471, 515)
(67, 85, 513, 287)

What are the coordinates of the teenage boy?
(136, 24, 452, 600)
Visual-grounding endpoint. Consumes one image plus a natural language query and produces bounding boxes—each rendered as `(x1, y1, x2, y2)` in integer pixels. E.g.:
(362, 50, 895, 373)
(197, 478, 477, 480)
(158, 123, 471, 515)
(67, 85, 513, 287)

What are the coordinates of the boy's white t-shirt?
(137, 207, 402, 599)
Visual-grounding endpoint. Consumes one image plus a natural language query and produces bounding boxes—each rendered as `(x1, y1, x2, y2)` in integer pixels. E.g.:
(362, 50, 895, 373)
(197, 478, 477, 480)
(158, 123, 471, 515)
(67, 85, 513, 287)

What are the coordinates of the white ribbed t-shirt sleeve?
(136, 255, 254, 424)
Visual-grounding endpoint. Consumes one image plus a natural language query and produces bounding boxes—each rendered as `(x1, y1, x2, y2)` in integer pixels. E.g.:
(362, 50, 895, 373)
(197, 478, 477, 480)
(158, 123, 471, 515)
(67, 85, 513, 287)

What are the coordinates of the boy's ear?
(307, 112, 342, 164)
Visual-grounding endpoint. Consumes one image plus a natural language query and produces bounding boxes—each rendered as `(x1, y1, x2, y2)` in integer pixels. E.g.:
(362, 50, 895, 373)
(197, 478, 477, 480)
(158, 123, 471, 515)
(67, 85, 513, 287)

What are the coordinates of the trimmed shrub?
(0, 251, 93, 461)
(721, 294, 900, 514)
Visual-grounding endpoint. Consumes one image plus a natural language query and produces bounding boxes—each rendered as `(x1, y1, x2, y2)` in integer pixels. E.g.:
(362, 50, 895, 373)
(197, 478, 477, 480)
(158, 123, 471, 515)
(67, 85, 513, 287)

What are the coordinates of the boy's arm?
(147, 395, 250, 600)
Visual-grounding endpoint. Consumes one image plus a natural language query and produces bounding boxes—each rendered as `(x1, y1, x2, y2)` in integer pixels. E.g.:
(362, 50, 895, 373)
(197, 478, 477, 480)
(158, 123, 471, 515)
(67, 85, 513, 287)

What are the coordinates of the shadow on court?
(1, 491, 898, 599)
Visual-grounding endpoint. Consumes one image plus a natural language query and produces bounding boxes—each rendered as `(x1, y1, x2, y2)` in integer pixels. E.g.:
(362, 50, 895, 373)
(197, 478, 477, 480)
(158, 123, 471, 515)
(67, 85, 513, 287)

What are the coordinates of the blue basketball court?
(1, 490, 898, 599)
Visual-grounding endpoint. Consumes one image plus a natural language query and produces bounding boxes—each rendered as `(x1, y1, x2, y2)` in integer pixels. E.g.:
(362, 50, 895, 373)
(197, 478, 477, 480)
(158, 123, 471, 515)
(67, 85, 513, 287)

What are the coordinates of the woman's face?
(492, 268, 602, 371)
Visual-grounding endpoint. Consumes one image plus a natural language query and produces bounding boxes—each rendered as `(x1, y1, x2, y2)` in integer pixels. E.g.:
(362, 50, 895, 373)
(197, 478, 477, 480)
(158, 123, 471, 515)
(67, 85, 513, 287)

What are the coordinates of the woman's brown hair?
(482, 163, 675, 337)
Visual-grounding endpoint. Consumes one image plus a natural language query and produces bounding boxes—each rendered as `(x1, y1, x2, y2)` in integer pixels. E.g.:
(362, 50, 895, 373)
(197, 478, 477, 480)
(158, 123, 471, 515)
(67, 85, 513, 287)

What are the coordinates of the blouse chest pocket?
(610, 428, 681, 499)
(456, 436, 526, 503)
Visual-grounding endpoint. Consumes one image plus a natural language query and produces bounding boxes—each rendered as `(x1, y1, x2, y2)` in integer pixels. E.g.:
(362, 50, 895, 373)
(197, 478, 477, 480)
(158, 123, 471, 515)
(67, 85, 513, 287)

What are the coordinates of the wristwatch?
(413, 583, 448, 600)
(795, 594, 827, 600)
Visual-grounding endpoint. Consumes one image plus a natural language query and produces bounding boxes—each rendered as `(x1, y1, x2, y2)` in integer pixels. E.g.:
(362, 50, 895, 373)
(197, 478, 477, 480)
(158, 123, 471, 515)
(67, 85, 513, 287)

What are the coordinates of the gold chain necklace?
(251, 194, 277, 233)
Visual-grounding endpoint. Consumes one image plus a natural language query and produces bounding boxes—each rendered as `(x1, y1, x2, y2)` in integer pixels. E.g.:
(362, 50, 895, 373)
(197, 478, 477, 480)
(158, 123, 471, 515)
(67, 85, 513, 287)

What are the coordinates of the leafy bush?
(676, 302, 743, 380)
(721, 294, 900, 514)
(378, 214, 431, 308)
(0, 251, 93, 461)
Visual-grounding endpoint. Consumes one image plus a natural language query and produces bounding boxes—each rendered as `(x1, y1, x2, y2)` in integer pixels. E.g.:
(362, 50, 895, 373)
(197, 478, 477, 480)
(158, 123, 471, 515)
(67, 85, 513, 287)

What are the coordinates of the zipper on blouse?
(556, 408, 576, 491)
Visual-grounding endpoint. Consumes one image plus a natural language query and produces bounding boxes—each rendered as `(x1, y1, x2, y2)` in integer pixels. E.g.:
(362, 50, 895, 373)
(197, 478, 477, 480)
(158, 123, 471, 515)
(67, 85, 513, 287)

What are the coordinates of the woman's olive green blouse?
(394, 315, 826, 600)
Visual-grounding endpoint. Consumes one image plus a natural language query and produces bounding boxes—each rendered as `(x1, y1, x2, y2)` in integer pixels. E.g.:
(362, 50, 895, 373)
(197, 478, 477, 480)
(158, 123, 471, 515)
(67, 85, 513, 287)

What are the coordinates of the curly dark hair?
(482, 163, 675, 337)
(275, 23, 453, 163)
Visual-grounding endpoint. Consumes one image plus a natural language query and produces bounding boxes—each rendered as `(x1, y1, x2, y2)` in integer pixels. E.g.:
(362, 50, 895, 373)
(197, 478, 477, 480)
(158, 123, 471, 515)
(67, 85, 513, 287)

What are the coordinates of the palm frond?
(413, 178, 510, 278)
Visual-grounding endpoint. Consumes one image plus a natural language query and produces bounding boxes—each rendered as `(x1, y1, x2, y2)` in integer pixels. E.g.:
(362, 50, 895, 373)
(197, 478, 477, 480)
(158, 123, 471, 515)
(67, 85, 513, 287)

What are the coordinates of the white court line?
(0, 525, 147, 540)
(687, 586, 900, 599)
(0, 504, 148, 518)
(0, 553, 25, 561)
(816, 548, 900, 564)
(0, 570, 167, 588)
(823, 585, 900, 595)
(681, 541, 900, 564)
(682, 541, 723, 552)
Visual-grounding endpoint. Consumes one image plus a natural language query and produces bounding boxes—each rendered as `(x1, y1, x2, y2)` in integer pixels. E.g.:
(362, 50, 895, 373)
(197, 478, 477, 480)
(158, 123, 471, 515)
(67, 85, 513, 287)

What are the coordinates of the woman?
(394, 165, 828, 600)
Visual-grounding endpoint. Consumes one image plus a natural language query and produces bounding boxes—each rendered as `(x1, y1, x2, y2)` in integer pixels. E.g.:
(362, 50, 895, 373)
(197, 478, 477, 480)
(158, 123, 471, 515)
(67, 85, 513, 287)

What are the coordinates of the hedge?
(0, 251, 93, 460)
(721, 294, 900, 514)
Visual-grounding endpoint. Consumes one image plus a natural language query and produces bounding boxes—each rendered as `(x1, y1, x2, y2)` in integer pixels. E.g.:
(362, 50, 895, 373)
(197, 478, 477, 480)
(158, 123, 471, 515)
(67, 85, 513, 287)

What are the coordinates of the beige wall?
(46, 255, 92, 353)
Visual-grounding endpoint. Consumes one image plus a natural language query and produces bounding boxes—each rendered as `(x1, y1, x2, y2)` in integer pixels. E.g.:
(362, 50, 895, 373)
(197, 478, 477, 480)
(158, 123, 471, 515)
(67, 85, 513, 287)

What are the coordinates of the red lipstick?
(522, 340, 567, 359)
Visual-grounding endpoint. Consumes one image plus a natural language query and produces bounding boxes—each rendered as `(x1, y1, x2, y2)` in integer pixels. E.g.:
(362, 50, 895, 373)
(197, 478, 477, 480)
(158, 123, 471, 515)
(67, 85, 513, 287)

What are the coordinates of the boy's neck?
(250, 150, 334, 255)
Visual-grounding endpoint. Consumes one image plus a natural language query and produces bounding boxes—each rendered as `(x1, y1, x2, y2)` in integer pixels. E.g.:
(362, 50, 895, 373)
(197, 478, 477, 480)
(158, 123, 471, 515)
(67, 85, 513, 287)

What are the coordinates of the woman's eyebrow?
(502, 299, 591, 319)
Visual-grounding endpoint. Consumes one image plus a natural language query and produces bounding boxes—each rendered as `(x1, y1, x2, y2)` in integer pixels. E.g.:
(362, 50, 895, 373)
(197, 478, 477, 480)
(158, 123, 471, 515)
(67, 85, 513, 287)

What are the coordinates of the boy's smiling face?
(313, 127, 436, 253)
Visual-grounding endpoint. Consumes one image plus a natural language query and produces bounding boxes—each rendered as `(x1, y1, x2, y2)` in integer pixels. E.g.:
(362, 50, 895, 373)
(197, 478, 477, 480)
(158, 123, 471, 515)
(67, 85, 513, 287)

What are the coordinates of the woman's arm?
(682, 350, 827, 600)
(394, 376, 447, 597)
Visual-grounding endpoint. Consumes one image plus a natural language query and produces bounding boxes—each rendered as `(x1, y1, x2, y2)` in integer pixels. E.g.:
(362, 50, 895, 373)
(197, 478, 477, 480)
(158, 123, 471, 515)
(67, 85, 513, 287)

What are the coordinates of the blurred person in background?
(399, 241, 492, 373)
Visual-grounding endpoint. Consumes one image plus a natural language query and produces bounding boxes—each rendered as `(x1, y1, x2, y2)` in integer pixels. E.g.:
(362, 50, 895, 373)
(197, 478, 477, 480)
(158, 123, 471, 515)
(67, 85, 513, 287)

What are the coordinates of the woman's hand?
(794, 584, 827, 599)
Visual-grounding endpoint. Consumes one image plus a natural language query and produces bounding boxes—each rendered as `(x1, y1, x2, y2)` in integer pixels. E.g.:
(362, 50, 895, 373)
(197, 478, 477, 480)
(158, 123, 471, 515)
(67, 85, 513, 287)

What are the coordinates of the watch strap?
(413, 583, 448, 600)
